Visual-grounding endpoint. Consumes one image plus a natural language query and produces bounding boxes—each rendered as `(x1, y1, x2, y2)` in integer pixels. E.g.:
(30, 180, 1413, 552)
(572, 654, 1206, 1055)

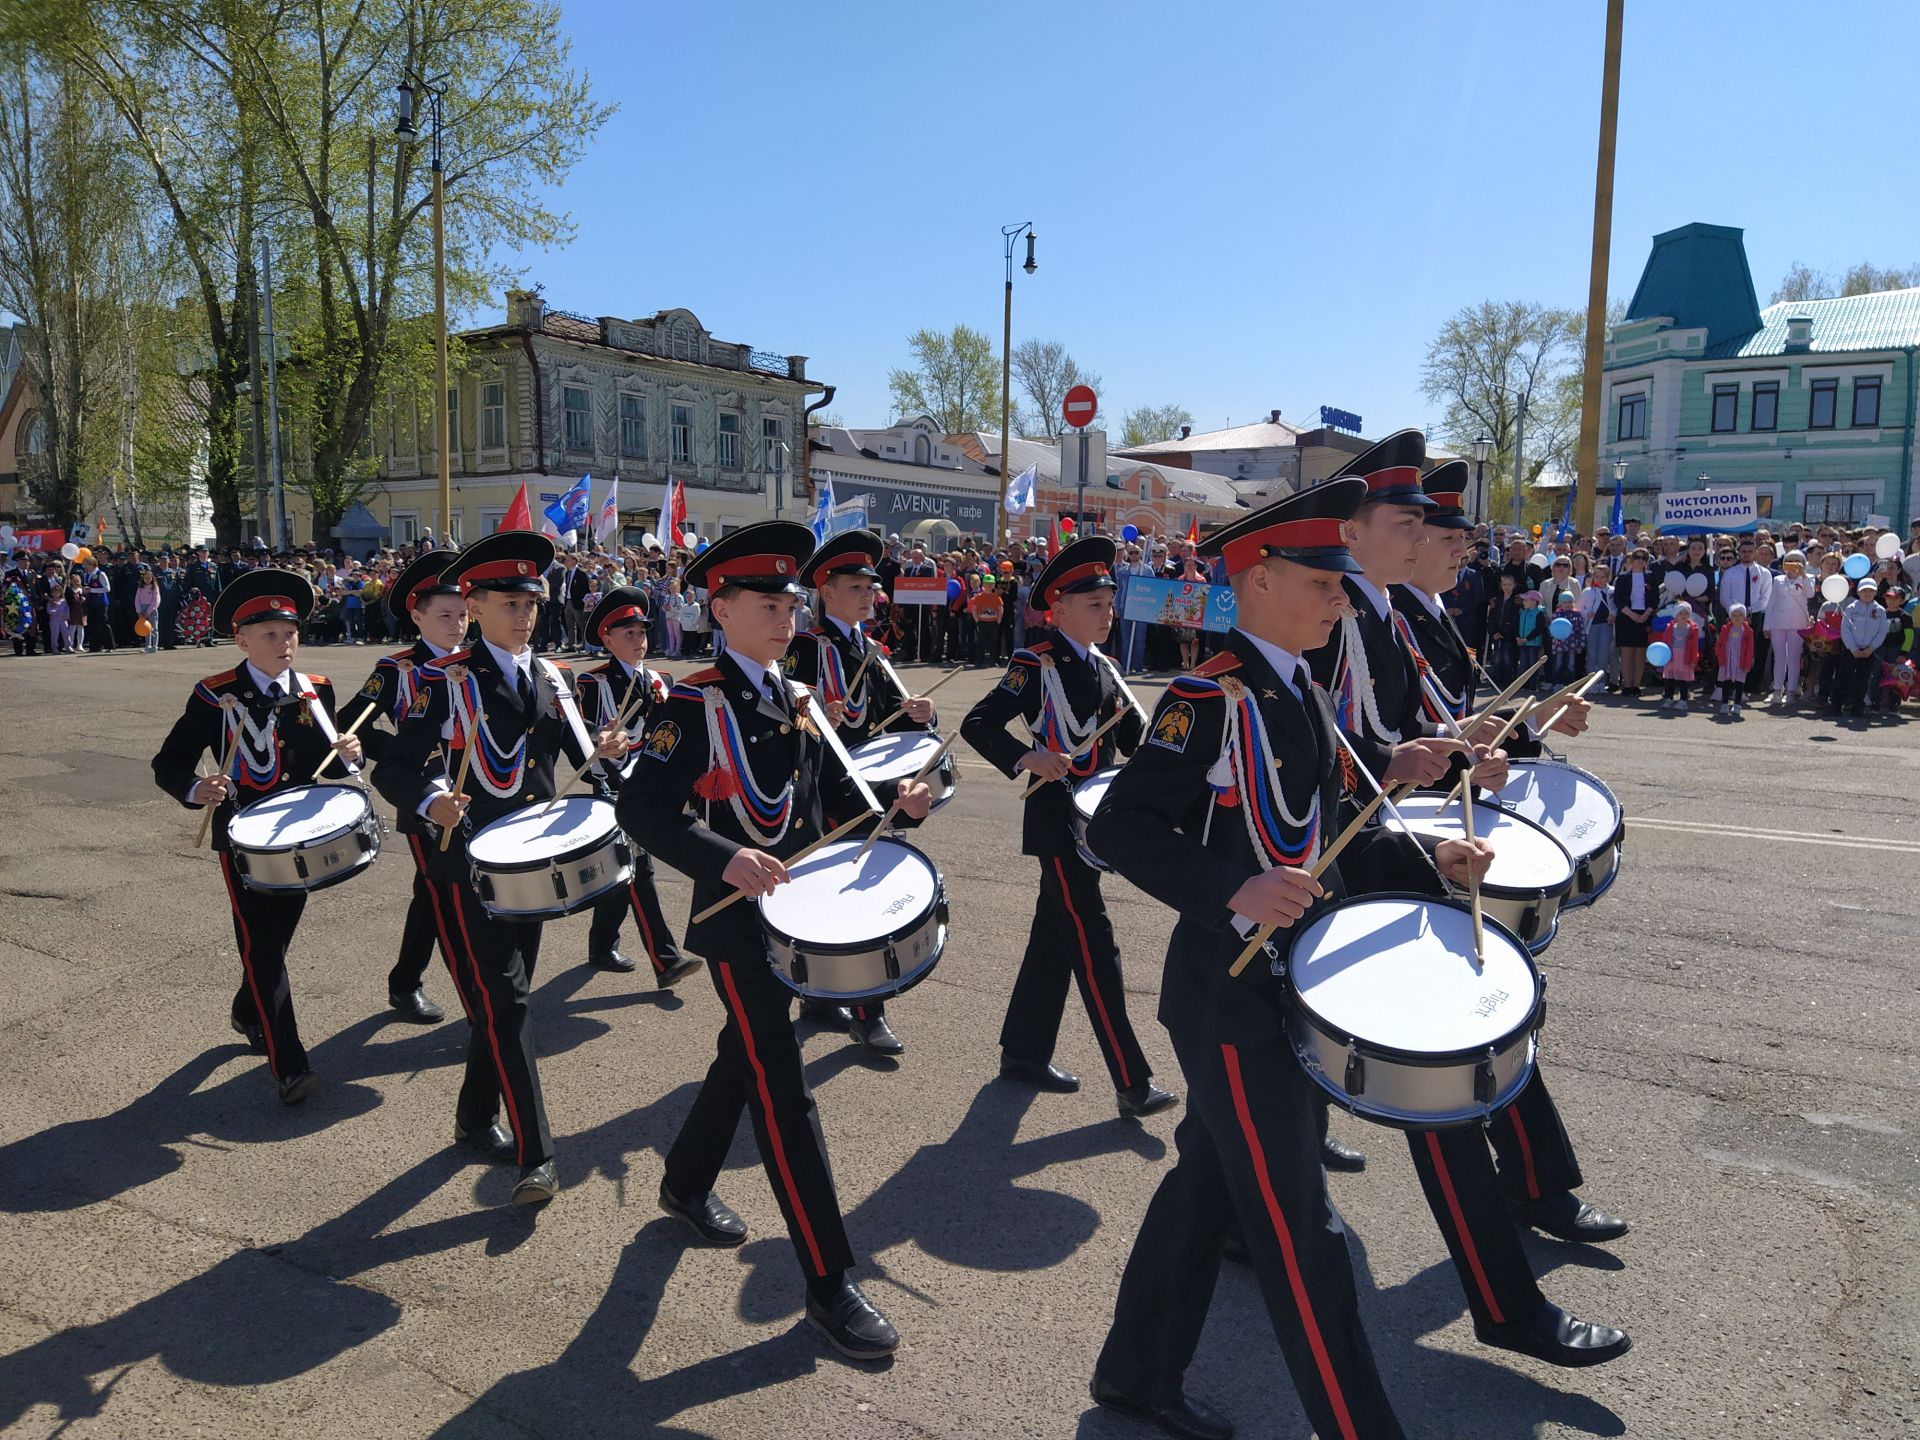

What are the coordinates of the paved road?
(1, 644, 1915, 1439)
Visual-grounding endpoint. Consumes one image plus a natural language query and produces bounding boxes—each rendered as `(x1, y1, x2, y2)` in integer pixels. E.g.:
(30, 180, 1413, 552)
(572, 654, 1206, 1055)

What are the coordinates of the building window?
(482, 382, 506, 450)
(1808, 378, 1838, 429)
(1852, 378, 1881, 427)
(718, 411, 742, 469)
(1751, 382, 1778, 432)
(562, 385, 592, 453)
(444, 387, 460, 458)
(671, 403, 693, 465)
(391, 511, 418, 546)
(1616, 392, 1646, 441)
(1802, 490, 1873, 524)
(763, 415, 785, 470)
(619, 393, 646, 459)
(1710, 384, 1738, 433)
(478, 507, 507, 535)
(913, 434, 932, 464)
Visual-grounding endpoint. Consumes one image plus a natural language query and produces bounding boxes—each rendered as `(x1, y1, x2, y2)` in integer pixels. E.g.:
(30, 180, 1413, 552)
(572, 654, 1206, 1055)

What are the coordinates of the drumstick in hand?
(194, 696, 242, 849)
(873, 664, 965, 733)
(541, 676, 652, 816)
(1018, 702, 1133, 799)
(690, 809, 875, 923)
(1457, 655, 1547, 743)
(310, 703, 379, 783)
(438, 698, 483, 853)
(1457, 780, 1486, 968)
(1533, 670, 1605, 737)
(1227, 785, 1391, 977)
(852, 731, 959, 861)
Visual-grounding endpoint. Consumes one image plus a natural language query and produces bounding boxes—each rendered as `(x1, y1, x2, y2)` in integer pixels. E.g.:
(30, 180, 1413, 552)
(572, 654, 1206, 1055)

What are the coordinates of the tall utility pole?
(396, 77, 451, 543)
(1573, 0, 1626, 531)
(244, 266, 271, 542)
(997, 222, 1036, 548)
(260, 241, 288, 550)
(1509, 391, 1530, 531)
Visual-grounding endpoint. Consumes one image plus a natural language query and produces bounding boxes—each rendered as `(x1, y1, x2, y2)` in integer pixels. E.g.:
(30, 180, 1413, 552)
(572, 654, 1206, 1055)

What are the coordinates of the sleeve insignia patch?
(409, 687, 432, 718)
(782, 653, 798, 673)
(643, 720, 681, 761)
(999, 665, 1029, 696)
(1149, 700, 1195, 753)
(358, 672, 385, 701)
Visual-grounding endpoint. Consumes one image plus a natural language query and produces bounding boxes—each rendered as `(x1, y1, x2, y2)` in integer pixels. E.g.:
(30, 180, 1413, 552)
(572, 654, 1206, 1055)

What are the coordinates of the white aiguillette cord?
(796, 685, 883, 816)
(296, 671, 365, 786)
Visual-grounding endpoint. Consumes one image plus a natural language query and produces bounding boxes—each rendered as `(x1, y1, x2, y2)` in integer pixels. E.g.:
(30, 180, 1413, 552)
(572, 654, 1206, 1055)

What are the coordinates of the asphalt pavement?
(0, 641, 1915, 1439)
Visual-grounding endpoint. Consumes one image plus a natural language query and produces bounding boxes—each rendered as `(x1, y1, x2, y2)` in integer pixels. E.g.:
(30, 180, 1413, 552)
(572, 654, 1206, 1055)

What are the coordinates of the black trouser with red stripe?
(1405, 1122, 1544, 1333)
(586, 851, 685, 980)
(665, 946, 856, 1281)
(1485, 1066, 1582, 1203)
(438, 865, 553, 1169)
(1100, 1027, 1406, 1440)
(386, 833, 443, 999)
(1000, 850, 1150, 1091)
(219, 852, 310, 1082)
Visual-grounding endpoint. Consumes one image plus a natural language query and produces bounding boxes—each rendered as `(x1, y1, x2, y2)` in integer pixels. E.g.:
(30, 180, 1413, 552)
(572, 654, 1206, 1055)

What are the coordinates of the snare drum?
(1387, 795, 1575, 954)
(758, 838, 948, 1002)
(1286, 894, 1542, 1129)
(847, 732, 957, 814)
(1495, 759, 1625, 907)
(226, 783, 380, 892)
(467, 796, 631, 920)
(1070, 767, 1121, 872)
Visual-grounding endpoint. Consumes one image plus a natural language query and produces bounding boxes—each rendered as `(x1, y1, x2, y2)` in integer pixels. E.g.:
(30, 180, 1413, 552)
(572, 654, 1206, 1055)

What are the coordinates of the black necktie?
(516, 665, 536, 717)
(1741, 567, 1750, 604)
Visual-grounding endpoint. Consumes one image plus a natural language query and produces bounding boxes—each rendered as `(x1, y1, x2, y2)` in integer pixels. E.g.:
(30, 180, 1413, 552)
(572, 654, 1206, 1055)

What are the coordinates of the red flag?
(667, 476, 688, 546)
(1186, 515, 1199, 545)
(501, 482, 534, 532)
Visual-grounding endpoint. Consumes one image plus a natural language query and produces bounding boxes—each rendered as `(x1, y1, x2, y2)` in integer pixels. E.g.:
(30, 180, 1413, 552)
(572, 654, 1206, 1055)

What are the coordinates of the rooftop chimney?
(506, 286, 546, 331)
(1785, 315, 1813, 351)
(1268, 409, 1281, 424)
(1179, 425, 1192, 440)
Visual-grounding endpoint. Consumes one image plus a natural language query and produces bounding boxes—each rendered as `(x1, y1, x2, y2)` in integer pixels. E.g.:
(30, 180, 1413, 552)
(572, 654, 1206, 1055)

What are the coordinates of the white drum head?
(849, 732, 942, 783)
(230, 784, 367, 847)
(1292, 898, 1538, 1055)
(1391, 796, 1575, 890)
(1073, 766, 1121, 822)
(1497, 761, 1621, 862)
(468, 796, 615, 863)
(761, 839, 938, 944)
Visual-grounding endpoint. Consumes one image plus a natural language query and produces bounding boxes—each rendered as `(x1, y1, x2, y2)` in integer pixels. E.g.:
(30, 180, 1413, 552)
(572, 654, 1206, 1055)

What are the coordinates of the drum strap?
(818, 635, 871, 726)
(796, 685, 882, 816)
(538, 658, 597, 762)
(296, 672, 362, 781)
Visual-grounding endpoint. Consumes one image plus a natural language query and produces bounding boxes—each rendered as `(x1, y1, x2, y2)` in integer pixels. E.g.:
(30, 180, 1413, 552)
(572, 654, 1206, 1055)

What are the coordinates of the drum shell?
(847, 736, 958, 814)
(1497, 760, 1626, 909)
(469, 824, 632, 920)
(228, 790, 381, 894)
(1070, 767, 1122, 873)
(760, 839, 949, 1002)
(1390, 799, 1575, 955)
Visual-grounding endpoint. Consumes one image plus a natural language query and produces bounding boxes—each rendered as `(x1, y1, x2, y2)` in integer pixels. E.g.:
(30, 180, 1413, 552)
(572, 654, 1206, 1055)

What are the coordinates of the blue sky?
(434, 3, 1917, 440)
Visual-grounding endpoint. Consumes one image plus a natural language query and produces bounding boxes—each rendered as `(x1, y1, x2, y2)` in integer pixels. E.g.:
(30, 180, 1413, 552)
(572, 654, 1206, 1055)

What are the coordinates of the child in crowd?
(1486, 572, 1521, 685)
(1660, 600, 1702, 711)
(1807, 599, 1844, 708)
(1714, 603, 1755, 718)
(48, 582, 74, 653)
(1581, 563, 1616, 687)
(1548, 591, 1585, 685)
(1516, 588, 1546, 685)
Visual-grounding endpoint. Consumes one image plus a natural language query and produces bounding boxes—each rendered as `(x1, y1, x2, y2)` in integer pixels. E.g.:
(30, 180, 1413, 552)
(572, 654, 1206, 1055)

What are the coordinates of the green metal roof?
(1625, 223, 1762, 348)
(1702, 288, 1920, 359)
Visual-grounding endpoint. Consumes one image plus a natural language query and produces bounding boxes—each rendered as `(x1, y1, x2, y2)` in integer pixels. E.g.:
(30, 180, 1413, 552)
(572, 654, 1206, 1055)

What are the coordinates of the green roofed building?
(1601, 222, 1919, 528)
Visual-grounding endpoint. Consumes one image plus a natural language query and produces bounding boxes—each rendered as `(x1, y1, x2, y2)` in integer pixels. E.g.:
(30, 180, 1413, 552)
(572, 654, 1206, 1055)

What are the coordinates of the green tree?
(1011, 338, 1101, 440)
(1119, 402, 1194, 449)
(887, 324, 1001, 435)
(1771, 260, 1920, 304)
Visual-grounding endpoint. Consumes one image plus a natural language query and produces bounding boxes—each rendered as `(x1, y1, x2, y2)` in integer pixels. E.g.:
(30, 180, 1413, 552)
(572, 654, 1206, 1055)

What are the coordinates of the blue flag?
(543, 474, 591, 543)
(1555, 485, 1573, 543)
(810, 471, 835, 543)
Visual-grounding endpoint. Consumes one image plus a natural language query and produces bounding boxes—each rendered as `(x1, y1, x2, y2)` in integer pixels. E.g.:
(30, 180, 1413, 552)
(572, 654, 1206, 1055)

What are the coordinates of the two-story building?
(1603, 223, 1920, 529)
(807, 416, 1000, 547)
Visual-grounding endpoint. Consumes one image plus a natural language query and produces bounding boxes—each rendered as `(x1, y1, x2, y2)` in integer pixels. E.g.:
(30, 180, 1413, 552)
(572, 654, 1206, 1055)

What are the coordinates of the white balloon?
(1875, 531, 1901, 560)
(1686, 572, 1709, 597)
(1820, 574, 1851, 603)
(60, 542, 79, 560)
(1661, 571, 1683, 597)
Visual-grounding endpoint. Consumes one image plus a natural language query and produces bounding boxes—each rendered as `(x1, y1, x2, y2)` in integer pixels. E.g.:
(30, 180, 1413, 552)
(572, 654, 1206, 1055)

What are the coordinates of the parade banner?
(1119, 574, 1238, 633)
(1656, 487, 1759, 535)
(891, 574, 949, 607)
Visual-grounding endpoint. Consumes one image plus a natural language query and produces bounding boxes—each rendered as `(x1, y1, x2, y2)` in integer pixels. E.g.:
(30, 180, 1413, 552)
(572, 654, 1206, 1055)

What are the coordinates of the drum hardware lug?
(882, 942, 901, 982)
(550, 867, 568, 902)
(614, 835, 633, 867)
(1519, 906, 1538, 941)
(475, 871, 494, 903)
(790, 948, 809, 986)
(1474, 1048, 1497, 1106)
(232, 851, 250, 876)
(355, 828, 376, 855)
(293, 852, 309, 880)
(1343, 1045, 1365, 1097)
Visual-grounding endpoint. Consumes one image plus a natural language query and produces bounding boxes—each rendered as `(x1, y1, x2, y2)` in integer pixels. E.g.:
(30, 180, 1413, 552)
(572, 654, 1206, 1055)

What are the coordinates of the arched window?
(913, 434, 931, 465)
(16, 409, 44, 457)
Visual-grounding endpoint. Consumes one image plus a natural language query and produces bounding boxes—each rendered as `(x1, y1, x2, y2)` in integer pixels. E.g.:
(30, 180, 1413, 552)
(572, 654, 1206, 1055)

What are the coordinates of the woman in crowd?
(1581, 561, 1616, 687)
(1613, 548, 1655, 697)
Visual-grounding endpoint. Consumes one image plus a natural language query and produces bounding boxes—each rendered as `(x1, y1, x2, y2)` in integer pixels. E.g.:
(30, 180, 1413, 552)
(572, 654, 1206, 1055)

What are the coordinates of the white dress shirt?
(1717, 563, 1772, 615)
(1348, 574, 1394, 621)
(1235, 628, 1309, 702)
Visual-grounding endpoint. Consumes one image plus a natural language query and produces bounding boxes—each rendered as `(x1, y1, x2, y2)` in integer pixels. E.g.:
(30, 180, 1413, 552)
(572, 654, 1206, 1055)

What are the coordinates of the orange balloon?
(1530, 525, 1542, 537)
(135, 617, 153, 637)
(74, 546, 93, 563)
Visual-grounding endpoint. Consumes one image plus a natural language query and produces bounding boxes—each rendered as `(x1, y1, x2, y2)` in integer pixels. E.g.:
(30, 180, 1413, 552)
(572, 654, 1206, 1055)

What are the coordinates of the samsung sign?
(1319, 405, 1363, 434)
(812, 474, 993, 532)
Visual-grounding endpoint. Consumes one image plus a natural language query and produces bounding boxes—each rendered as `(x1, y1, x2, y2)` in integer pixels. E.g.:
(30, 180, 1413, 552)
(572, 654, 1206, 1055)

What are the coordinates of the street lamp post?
(997, 222, 1036, 550)
(1471, 433, 1492, 523)
(396, 77, 451, 545)
(1612, 456, 1629, 528)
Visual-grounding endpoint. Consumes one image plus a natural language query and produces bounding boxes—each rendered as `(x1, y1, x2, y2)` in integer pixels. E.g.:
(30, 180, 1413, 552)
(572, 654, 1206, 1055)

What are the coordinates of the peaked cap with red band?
(212, 568, 314, 636)
(588, 585, 651, 641)
(1420, 459, 1473, 530)
(1331, 427, 1436, 509)
(684, 519, 811, 596)
(1200, 477, 1367, 576)
(1034, 534, 1118, 609)
(386, 548, 461, 626)
(802, 529, 882, 588)
(443, 530, 554, 596)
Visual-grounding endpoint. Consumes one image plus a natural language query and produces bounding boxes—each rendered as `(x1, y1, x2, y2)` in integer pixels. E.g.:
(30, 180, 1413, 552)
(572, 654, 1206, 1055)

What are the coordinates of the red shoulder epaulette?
(306, 673, 330, 686)
(200, 667, 239, 688)
(425, 648, 472, 674)
(681, 666, 723, 686)
(1027, 639, 1053, 654)
(387, 647, 412, 663)
(1192, 652, 1242, 678)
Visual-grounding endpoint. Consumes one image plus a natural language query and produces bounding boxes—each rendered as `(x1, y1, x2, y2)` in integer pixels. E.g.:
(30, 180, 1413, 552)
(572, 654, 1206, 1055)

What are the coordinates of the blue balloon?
(1121, 524, 1140, 543)
(695, 540, 709, 555)
(1843, 552, 1871, 579)
(1548, 615, 1574, 641)
(1646, 640, 1672, 667)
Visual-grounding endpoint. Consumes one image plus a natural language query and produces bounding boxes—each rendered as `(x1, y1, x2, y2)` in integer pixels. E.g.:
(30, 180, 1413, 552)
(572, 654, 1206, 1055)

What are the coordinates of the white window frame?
(481, 381, 507, 451)
(478, 507, 507, 536)
(718, 410, 743, 470)
(619, 392, 647, 460)
(1801, 490, 1875, 525)
(390, 510, 420, 546)
(562, 384, 593, 454)
(762, 415, 786, 470)
(444, 387, 461, 463)
(671, 403, 694, 465)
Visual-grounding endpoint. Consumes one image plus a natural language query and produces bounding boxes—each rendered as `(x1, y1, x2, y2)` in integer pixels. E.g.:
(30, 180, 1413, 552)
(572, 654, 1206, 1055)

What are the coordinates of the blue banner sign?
(1118, 574, 1238, 633)
(1319, 406, 1363, 434)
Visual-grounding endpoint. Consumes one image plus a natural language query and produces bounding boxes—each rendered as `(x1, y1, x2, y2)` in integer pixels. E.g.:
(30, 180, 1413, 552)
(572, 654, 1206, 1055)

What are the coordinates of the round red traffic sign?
(1062, 384, 1098, 429)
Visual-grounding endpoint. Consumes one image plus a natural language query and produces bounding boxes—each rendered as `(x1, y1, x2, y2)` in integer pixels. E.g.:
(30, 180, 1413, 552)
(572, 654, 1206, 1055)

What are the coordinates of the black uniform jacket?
(1086, 631, 1442, 1047)
(1389, 587, 1544, 760)
(575, 656, 672, 790)
(616, 651, 891, 959)
(1305, 577, 1430, 780)
(959, 628, 1142, 859)
(332, 639, 446, 828)
(151, 665, 344, 851)
(371, 643, 598, 871)
(782, 621, 933, 748)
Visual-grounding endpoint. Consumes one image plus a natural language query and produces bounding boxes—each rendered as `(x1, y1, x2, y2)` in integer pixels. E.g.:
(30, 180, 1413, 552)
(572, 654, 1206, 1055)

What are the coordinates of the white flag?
(594, 475, 621, 544)
(810, 472, 836, 543)
(1005, 461, 1038, 514)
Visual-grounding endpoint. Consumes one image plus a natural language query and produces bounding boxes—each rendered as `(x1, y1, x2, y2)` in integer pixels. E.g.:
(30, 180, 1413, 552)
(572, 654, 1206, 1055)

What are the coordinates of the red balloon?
(1060, 516, 1075, 532)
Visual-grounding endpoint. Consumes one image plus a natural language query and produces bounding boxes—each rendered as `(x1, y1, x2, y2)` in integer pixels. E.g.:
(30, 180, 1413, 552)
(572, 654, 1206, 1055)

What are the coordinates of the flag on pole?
(1610, 464, 1625, 533)
(500, 482, 534, 533)
(810, 471, 836, 543)
(665, 475, 687, 547)
(542, 474, 591, 546)
(593, 475, 621, 544)
(1186, 515, 1199, 545)
(1554, 484, 1573, 543)
(1004, 462, 1038, 515)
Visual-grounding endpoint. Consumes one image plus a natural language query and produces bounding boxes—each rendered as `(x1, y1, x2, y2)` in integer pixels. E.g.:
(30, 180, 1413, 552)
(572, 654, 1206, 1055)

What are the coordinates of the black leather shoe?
(511, 1161, 559, 1206)
(230, 1015, 267, 1054)
(589, 948, 639, 973)
(805, 1278, 899, 1360)
(999, 1055, 1081, 1092)
(276, 1070, 318, 1105)
(1511, 1190, 1631, 1243)
(453, 1118, 518, 1164)
(658, 1182, 748, 1246)
(1321, 1135, 1367, 1172)
(1117, 1081, 1178, 1118)
(1475, 1300, 1631, 1368)
(1090, 1372, 1234, 1440)
(656, 955, 702, 988)
(848, 1014, 905, 1055)
(799, 1000, 852, 1028)
(388, 987, 445, 1024)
